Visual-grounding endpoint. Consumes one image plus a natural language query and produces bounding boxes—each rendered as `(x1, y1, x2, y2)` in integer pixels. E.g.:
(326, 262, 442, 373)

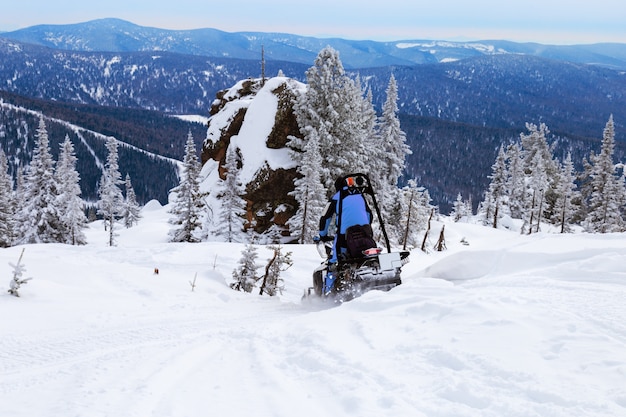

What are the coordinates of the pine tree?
(552, 153, 579, 233)
(485, 146, 509, 228)
(378, 74, 411, 190)
(524, 152, 550, 234)
(19, 116, 63, 244)
(505, 143, 525, 219)
(292, 46, 374, 192)
(398, 179, 431, 250)
(121, 173, 142, 228)
(259, 244, 292, 296)
(231, 243, 260, 292)
(55, 135, 88, 245)
(582, 115, 626, 233)
(169, 131, 206, 242)
(0, 149, 17, 247)
(450, 193, 470, 222)
(97, 137, 124, 246)
(287, 128, 327, 243)
(214, 145, 246, 242)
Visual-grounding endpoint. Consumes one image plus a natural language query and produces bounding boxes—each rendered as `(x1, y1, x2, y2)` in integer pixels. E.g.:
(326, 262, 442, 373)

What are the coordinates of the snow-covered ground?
(1, 202, 625, 417)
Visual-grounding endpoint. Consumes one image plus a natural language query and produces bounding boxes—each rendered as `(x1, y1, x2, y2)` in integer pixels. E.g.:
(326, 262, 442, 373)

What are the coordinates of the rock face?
(200, 77, 306, 241)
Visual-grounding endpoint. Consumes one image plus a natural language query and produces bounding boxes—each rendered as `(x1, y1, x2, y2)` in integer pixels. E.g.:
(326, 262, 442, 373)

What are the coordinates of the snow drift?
(1, 203, 625, 417)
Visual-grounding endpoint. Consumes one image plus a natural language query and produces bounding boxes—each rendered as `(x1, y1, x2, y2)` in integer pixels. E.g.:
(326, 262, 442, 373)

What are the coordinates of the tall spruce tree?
(97, 137, 124, 246)
(19, 116, 63, 244)
(55, 135, 88, 245)
(0, 149, 16, 247)
(552, 153, 579, 233)
(287, 128, 327, 244)
(214, 145, 246, 243)
(375, 74, 411, 237)
(484, 146, 509, 228)
(291, 46, 374, 193)
(169, 131, 206, 242)
(505, 143, 525, 219)
(122, 173, 142, 228)
(378, 74, 411, 190)
(582, 115, 626, 232)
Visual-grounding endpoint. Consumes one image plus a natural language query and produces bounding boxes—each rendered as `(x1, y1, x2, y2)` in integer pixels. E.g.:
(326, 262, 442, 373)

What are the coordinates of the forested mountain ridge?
(0, 91, 207, 204)
(1, 37, 624, 142)
(1, 24, 626, 212)
(3, 18, 626, 70)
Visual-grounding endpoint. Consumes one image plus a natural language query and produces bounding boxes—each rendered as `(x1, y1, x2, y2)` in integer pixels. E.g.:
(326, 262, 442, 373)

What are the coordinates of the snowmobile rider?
(317, 175, 373, 294)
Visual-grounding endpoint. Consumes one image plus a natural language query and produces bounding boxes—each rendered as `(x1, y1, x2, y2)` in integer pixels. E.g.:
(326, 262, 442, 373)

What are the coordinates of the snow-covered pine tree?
(19, 116, 64, 244)
(169, 131, 206, 243)
(485, 145, 509, 228)
(524, 152, 550, 234)
(259, 244, 292, 296)
(450, 193, 471, 222)
(0, 149, 17, 247)
(398, 179, 432, 250)
(519, 122, 559, 231)
(214, 145, 246, 243)
(55, 134, 88, 245)
(505, 143, 525, 219)
(97, 137, 124, 246)
(287, 127, 327, 244)
(378, 74, 411, 192)
(582, 115, 626, 233)
(552, 152, 580, 233)
(373, 74, 411, 241)
(520, 122, 557, 178)
(121, 173, 142, 228)
(291, 46, 374, 193)
(231, 243, 260, 292)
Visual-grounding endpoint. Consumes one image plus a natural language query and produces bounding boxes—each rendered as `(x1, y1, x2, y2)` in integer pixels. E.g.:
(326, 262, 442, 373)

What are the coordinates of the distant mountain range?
(1, 18, 626, 211)
(3, 18, 626, 70)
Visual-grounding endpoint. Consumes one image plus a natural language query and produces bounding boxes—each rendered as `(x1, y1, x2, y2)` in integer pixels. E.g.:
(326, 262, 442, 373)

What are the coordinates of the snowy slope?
(1, 202, 625, 417)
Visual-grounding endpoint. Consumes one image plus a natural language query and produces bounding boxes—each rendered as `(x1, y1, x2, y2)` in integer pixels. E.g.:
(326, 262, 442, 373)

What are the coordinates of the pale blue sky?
(2, 0, 625, 44)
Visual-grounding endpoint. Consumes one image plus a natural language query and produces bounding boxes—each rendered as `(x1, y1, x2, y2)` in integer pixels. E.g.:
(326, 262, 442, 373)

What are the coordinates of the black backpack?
(345, 224, 377, 258)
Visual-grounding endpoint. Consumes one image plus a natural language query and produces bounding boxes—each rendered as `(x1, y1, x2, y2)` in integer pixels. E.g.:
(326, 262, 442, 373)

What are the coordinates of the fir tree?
(19, 116, 63, 244)
(122, 173, 142, 228)
(552, 153, 579, 233)
(292, 46, 374, 192)
(582, 115, 626, 233)
(485, 146, 508, 228)
(214, 145, 246, 243)
(0, 149, 16, 247)
(450, 193, 470, 222)
(97, 137, 124, 246)
(169, 131, 206, 242)
(524, 152, 550, 234)
(378, 74, 411, 190)
(287, 128, 327, 244)
(505, 143, 525, 219)
(398, 179, 432, 250)
(55, 135, 88, 245)
(231, 243, 260, 292)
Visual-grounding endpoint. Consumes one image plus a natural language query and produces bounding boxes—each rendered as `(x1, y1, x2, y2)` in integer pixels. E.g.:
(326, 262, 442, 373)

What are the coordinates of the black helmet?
(334, 176, 345, 192)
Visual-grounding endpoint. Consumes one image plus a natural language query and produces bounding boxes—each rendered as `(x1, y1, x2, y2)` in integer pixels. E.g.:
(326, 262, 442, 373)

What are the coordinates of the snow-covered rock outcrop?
(200, 76, 306, 241)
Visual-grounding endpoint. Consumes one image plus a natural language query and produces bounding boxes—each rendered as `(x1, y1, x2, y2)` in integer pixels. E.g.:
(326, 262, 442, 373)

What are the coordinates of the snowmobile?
(304, 173, 410, 303)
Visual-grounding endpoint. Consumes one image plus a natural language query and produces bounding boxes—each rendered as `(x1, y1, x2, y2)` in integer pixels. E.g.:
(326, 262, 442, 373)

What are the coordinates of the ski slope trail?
(1, 211, 626, 416)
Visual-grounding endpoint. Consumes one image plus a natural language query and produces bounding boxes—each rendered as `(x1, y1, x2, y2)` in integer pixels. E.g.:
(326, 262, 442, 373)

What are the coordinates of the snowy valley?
(1, 202, 625, 417)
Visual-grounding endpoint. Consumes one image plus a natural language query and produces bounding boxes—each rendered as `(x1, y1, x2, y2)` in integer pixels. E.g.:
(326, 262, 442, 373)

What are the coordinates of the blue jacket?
(319, 187, 372, 236)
